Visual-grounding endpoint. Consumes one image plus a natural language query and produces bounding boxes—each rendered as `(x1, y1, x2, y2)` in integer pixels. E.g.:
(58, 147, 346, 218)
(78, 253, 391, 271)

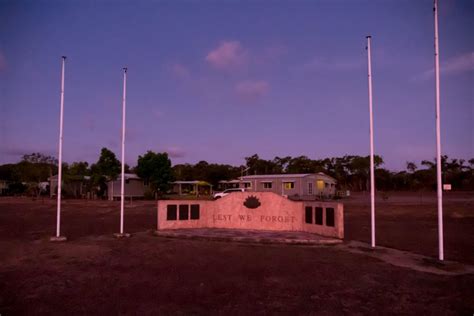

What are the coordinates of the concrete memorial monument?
(157, 192, 343, 239)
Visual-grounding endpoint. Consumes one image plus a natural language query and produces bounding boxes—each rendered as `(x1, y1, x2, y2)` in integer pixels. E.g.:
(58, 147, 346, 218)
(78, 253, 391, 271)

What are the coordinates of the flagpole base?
(50, 236, 67, 242)
(114, 233, 131, 239)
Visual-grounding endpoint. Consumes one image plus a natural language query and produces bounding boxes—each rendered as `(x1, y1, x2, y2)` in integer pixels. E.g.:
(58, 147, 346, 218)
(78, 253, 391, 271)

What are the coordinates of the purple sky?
(0, 0, 472, 171)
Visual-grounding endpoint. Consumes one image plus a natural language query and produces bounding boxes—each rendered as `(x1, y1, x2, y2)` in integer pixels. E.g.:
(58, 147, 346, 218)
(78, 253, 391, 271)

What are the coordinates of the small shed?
(107, 174, 147, 200)
(49, 175, 90, 198)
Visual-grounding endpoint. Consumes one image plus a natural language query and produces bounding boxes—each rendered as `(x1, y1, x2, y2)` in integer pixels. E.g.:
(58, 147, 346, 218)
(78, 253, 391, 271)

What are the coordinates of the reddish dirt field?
(0, 192, 473, 315)
(345, 191, 474, 265)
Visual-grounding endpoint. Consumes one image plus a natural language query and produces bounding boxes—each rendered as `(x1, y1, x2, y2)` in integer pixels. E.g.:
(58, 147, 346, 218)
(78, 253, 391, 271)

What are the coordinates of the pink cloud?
(441, 51, 474, 73)
(206, 41, 248, 70)
(414, 51, 474, 81)
(235, 80, 270, 102)
(170, 63, 190, 79)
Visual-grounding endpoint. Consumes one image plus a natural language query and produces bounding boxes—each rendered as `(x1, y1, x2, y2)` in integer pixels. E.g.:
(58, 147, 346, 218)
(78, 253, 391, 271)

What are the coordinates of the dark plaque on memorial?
(243, 195, 261, 209)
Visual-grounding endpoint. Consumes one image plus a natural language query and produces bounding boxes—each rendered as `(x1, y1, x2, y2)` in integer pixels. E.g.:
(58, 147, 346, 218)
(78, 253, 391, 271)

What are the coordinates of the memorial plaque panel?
(179, 205, 189, 220)
(315, 207, 323, 225)
(326, 207, 335, 227)
(167, 205, 177, 221)
(305, 206, 312, 224)
(190, 204, 200, 220)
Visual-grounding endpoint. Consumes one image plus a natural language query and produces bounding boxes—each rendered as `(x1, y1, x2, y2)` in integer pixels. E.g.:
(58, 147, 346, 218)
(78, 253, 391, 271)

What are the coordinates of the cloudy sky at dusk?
(0, 0, 472, 170)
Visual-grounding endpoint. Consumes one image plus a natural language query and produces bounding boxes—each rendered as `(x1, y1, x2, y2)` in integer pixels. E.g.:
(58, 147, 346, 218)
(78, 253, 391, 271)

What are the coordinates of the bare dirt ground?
(0, 192, 473, 315)
(344, 191, 474, 265)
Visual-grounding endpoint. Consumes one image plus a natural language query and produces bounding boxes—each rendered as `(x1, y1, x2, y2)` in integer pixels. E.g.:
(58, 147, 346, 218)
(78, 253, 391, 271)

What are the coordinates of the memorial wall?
(157, 192, 343, 239)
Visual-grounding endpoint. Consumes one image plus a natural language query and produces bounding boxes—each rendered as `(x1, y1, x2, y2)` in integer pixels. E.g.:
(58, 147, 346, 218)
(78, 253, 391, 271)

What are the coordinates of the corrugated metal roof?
(171, 181, 212, 185)
(240, 172, 337, 182)
(107, 174, 141, 181)
(315, 172, 337, 181)
(49, 175, 91, 181)
(218, 180, 241, 184)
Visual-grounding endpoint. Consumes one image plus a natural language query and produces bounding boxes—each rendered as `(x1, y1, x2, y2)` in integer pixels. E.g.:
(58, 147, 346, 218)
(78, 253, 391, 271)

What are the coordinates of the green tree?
(343, 155, 384, 191)
(12, 153, 59, 196)
(67, 161, 90, 177)
(0, 164, 17, 181)
(91, 148, 120, 179)
(22, 153, 57, 165)
(406, 161, 417, 173)
(469, 159, 474, 168)
(173, 163, 196, 181)
(90, 148, 121, 197)
(375, 168, 393, 191)
(245, 154, 281, 174)
(136, 151, 174, 194)
(273, 156, 292, 173)
(286, 156, 315, 174)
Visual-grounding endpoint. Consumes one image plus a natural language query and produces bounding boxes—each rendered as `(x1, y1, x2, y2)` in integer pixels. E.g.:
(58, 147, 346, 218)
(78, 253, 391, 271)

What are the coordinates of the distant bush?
(144, 189, 155, 200)
(9, 182, 26, 195)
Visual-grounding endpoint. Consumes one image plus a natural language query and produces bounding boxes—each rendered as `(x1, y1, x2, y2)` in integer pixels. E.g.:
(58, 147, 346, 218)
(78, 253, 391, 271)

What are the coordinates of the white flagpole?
(52, 56, 67, 241)
(366, 36, 376, 248)
(433, 0, 444, 261)
(57, 56, 66, 237)
(120, 67, 127, 235)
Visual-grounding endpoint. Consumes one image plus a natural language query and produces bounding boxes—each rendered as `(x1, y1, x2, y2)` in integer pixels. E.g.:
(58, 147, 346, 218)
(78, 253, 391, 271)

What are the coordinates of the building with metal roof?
(219, 173, 336, 199)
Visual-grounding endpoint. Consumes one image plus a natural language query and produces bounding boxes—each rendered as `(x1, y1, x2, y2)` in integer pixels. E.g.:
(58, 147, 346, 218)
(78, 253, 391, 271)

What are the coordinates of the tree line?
(0, 149, 473, 197)
(241, 154, 474, 191)
(0, 149, 174, 197)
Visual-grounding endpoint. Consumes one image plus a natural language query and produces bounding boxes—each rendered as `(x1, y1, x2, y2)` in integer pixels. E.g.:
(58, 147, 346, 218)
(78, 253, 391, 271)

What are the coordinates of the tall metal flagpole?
(120, 67, 127, 236)
(52, 56, 67, 241)
(366, 36, 376, 248)
(433, 0, 444, 261)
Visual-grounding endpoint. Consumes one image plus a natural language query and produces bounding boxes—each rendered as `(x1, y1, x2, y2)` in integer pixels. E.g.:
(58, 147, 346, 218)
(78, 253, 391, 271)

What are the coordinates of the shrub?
(144, 189, 155, 200)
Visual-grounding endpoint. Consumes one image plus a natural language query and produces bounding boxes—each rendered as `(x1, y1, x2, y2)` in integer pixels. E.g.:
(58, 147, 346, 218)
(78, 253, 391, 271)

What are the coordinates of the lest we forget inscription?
(212, 213, 297, 223)
(213, 195, 296, 223)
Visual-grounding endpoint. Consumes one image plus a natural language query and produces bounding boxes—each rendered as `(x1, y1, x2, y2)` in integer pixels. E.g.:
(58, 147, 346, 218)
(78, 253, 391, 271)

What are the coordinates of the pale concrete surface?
(49, 236, 67, 242)
(113, 233, 131, 239)
(154, 228, 342, 245)
(339, 241, 474, 276)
